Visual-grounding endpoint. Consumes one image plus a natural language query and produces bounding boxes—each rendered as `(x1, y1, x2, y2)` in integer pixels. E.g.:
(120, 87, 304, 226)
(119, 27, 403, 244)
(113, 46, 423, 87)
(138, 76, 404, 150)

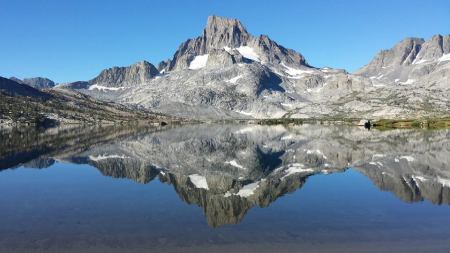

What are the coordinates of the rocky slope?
(58, 16, 449, 120)
(164, 16, 308, 71)
(356, 35, 450, 86)
(0, 76, 170, 128)
(60, 60, 159, 90)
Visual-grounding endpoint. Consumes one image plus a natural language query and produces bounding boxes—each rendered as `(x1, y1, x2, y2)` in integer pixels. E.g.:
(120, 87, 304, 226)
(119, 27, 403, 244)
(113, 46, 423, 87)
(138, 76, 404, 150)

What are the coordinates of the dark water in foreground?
(0, 124, 450, 252)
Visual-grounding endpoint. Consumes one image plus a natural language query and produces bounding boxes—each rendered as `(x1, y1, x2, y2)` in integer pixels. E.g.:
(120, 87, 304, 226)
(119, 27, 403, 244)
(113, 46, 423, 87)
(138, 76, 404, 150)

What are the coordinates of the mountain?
(48, 16, 450, 120)
(0, 76, 171, 128)
(165, 16, 308, 71)
(68, 16, 369, 119)
(89, 60, 159, 89)
(61, 61, 159, 91)
(0, 76, 52, 98)
(356, 34, 450, 87)
(10, 77, 56, 89)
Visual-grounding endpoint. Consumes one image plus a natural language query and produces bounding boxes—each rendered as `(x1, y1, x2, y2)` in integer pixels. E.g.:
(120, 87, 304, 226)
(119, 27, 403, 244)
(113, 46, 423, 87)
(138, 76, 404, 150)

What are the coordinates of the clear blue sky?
(1, 0, 449, 83)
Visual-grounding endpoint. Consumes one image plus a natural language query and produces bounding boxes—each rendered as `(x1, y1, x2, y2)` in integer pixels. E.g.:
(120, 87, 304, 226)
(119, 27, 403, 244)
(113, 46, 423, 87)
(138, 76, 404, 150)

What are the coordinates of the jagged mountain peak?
(206, 15, 243, 27)
(205, 15, 248, 33)
(414, 34, 450, 63)
(203, 16, 251, 49)
(168, 16, 308, 71)
(357, 34, 450, 74)
(355, 34, 450, 90)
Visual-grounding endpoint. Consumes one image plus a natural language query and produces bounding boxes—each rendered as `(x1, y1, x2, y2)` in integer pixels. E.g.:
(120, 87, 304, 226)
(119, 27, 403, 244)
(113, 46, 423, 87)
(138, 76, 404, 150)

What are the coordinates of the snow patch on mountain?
(88, 84, 127, 91)
(306, 149, 328, 159)
(225, 160, 247, 170)
(189, 54, 209, 70)
(412, 59, 430, 65)
(236, 182, 260, 197)
(281, 63, 315, 78)
(236, 46, 260, 62)
(227, 75, 243, 84)
(438, 177, 450, 187)
(439, 53, 450, 62)
(399, 155, 415, 162)
(282, 163, 314, 179)
(400, 79, 416, 85)
(89, 154, 129, 161)
(188, 174, 209, 189)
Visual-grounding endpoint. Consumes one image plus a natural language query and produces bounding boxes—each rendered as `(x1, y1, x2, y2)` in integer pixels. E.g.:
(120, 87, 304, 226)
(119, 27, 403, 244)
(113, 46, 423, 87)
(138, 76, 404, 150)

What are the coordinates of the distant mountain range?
(9, 77, 56, 89)
(0, 76, 52, 98)
(2, 16, 449, 121)
(0, 77, 170, 127)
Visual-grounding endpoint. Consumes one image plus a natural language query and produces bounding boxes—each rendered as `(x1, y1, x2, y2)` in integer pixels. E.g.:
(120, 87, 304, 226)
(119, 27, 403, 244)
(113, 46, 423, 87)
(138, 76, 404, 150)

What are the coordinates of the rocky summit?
(9, 77, 56, 90)
(356, 35, 450, 87)
(53, 16, 450, 120)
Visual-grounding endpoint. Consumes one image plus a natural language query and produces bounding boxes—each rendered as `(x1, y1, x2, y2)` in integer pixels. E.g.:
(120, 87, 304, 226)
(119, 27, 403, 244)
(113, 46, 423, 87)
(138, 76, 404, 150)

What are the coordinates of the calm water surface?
(0, 124, 449, 252)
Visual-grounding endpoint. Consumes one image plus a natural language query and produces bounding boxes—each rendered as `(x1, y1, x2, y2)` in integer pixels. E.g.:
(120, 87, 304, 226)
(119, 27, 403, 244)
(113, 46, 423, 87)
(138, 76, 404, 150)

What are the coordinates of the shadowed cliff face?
(1, 124, 449, 227)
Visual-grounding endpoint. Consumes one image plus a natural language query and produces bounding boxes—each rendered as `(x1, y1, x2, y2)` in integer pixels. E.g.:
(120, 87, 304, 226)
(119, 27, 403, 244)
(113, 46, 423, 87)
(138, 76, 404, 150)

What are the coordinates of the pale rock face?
(203, 16, 251, 50)
(414, 35, 450, 63)
(355, 38, 424, 81)
(248, 35, 308, 67)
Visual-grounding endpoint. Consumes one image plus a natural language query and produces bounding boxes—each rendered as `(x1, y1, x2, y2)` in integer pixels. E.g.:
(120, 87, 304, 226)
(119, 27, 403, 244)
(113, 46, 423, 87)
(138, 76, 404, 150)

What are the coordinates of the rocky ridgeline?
(0, 77, 169, 127)
(89, 61, 159, 88)
(6, 16, 450, 120)
(164, 16, 308, 71)
(9, 77, 56, 89)
(356, 34, 450, 86)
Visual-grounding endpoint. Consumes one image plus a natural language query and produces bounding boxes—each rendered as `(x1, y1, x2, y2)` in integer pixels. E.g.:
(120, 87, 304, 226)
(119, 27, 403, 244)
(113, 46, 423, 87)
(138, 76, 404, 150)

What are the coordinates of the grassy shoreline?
(232, 117, 450, 129)
(370, 118, 450, 129)
(3, 115, 450, 130)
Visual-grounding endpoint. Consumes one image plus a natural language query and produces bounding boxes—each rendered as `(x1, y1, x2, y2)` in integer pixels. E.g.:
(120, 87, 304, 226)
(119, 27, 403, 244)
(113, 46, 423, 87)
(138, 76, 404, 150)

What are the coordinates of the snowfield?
(189, 54, 209, 70)
(188, 174, 209, 189)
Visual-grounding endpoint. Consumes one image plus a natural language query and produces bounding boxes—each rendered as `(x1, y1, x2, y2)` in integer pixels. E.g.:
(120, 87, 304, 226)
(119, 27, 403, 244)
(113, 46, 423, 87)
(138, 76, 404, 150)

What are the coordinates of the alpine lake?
(1, 123, 450, 253)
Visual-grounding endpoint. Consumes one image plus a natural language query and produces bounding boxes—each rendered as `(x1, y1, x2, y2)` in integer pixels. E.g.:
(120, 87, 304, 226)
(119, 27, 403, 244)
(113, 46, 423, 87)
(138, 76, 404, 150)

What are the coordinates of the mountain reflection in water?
(1, 124, 449, 228)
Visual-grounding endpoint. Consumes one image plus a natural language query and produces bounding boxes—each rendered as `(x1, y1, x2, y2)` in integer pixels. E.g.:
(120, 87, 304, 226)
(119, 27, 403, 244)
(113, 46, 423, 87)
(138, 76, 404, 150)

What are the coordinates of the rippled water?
(1, 124, 450, 252)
